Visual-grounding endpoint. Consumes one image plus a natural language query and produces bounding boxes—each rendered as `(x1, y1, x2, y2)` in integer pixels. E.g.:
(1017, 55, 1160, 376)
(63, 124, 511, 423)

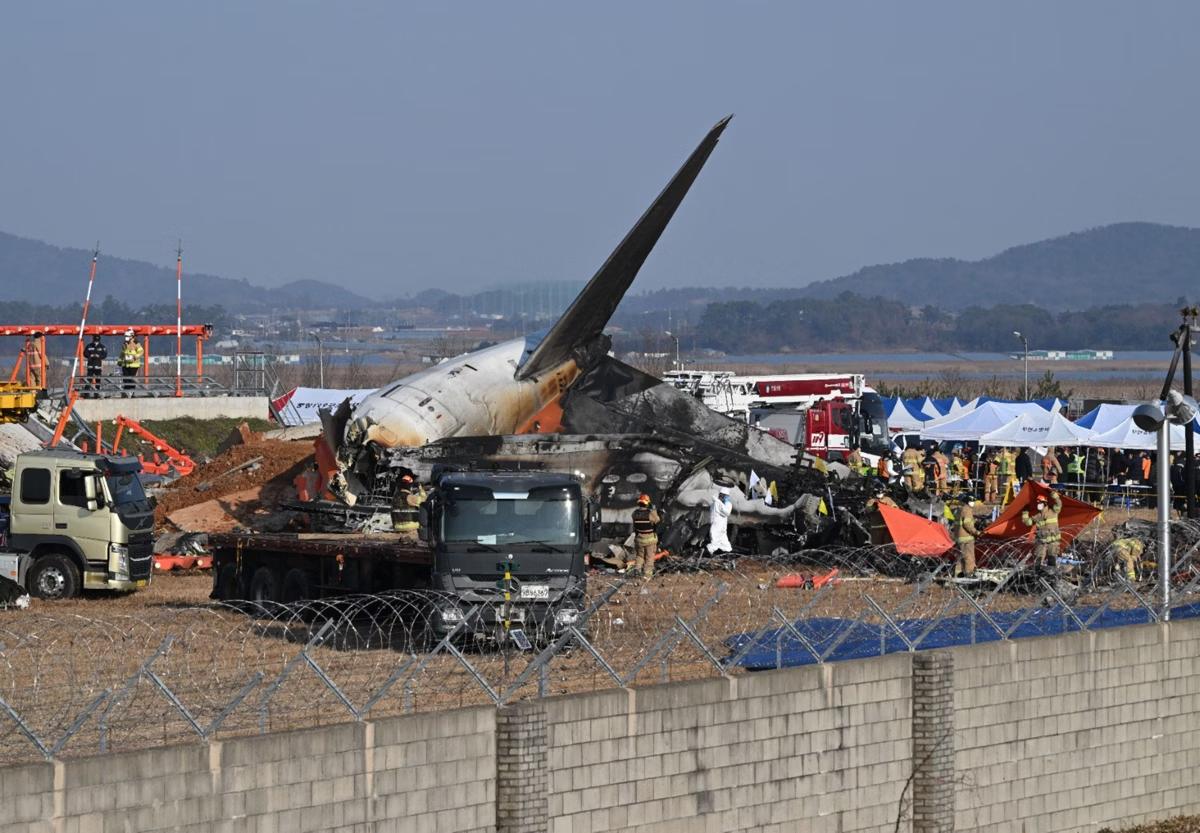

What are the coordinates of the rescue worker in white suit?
(706, 485, 733, 554)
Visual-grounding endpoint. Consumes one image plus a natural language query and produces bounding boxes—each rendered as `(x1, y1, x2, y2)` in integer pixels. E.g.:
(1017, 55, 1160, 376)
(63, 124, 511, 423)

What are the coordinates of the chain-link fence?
(2, 523, 1200, 765)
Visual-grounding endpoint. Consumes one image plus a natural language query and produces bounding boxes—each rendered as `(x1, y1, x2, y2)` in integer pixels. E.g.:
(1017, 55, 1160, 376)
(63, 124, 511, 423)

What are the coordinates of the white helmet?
(124, 328, 134, 338)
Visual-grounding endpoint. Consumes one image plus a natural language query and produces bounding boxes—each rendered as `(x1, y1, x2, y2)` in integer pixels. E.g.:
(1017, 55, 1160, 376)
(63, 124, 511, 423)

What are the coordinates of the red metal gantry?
(1, 324, 214, 391)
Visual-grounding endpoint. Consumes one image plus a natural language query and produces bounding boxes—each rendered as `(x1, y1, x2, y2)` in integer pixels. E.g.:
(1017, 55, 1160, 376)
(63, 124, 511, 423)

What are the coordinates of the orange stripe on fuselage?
(515, 360, 579, 434)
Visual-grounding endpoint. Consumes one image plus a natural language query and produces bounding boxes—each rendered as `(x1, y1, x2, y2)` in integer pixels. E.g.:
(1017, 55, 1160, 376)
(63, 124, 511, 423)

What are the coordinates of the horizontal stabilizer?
(517, 116, 732, 380)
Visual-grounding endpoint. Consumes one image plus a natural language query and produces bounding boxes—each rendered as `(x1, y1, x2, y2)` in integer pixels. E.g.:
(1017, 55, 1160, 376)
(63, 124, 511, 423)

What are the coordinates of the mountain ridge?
(795, 222, 1200, 310)
(2, 221, 1195, 314)
(0, 231, 375, 310)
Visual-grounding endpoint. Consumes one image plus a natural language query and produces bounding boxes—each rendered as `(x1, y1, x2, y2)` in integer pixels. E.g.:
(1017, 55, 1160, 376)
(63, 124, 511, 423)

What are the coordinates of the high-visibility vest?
(1066, 455, 1084, 475)
(119, 341, 144, 369)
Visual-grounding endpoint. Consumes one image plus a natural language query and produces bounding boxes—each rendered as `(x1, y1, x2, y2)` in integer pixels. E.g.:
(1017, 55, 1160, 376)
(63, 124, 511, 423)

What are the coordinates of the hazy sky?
(3, 2, 1199, 299)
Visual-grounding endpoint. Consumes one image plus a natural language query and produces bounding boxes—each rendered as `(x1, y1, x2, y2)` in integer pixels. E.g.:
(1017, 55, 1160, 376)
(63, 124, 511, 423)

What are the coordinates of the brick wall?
(543, 653, 914, 833)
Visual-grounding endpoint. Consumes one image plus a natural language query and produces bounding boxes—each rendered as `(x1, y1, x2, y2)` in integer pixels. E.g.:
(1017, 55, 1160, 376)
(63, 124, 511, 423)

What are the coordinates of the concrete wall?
(954, 620, 1200, 832)
(3, 619, 1200, 833)
(72, 395, 269, 424)
(0, 707, 495, 833)
(543, 656, 913, 833)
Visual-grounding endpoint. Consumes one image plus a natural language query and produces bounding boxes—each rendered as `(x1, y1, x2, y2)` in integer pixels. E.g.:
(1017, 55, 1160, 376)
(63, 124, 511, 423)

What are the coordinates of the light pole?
(1134, 390, 1200, 620)
(310, 331, 325, 387)
(664, 330, 681, 370)
(1013, 330, 1029, 400)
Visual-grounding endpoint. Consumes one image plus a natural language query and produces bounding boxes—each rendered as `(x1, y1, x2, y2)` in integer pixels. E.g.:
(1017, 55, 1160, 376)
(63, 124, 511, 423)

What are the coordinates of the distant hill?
(0, 231, 375, 310)
(797, 222, 1200, 310)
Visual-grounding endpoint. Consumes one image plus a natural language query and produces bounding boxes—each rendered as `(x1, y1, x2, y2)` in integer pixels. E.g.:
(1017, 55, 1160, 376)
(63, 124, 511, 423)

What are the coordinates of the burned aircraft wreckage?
(318, 116, 882, 556)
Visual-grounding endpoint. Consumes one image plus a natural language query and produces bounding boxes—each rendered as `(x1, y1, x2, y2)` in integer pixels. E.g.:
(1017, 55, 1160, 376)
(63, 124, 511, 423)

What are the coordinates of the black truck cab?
(424, 471, 592, 638)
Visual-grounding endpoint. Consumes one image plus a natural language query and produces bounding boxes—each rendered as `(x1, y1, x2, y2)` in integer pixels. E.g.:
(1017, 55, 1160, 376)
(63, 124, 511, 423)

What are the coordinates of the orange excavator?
(109, 416, 196, 478)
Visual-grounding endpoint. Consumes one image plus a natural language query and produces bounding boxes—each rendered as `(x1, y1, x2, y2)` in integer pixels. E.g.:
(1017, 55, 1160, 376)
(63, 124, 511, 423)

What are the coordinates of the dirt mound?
(155, 439, 315, 528)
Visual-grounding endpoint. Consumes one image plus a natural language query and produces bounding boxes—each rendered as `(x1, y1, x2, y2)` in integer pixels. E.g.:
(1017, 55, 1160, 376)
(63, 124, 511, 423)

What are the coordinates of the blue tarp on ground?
(726, 600, 1200, 671)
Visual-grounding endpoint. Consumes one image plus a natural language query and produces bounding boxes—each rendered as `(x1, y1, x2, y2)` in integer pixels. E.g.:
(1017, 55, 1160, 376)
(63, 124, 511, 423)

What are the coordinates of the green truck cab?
(1, 449, 154, 599)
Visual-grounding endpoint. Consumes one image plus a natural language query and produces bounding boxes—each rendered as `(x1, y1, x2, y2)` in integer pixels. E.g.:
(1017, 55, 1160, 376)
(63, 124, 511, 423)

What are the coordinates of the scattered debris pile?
(154, 440, 314, 532)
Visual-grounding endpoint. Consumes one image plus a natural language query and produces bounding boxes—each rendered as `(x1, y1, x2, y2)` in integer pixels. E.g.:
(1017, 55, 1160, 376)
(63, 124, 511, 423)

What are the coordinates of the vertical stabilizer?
(516, 116, 732, 380)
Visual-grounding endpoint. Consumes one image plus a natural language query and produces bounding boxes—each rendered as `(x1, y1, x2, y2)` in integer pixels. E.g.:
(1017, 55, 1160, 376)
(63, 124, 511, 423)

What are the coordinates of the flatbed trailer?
(208, 470, 594, 641)
(209, 531, 434, 603)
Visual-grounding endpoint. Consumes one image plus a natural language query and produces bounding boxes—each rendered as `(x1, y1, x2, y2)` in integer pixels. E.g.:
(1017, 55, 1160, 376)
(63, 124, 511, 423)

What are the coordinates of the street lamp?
(664, 330, 681, 370)
(1133, 389, 1200, 620)
(309, 331, 325, 387)
(1013, 331, 1029, 400)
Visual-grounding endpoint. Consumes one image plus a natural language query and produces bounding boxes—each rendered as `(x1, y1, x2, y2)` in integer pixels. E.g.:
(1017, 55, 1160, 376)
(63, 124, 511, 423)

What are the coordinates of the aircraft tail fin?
(516, 115, 732, 381)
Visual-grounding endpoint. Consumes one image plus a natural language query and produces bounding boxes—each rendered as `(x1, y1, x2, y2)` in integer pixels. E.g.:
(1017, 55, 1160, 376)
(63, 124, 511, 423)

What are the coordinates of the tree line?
(693, 293, 1188, 353)
(0, 296, 231, 331)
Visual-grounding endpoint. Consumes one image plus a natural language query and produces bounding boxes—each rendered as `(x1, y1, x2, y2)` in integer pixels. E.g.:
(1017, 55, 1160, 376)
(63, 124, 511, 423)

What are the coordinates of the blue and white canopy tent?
(883, 397, 932, 432)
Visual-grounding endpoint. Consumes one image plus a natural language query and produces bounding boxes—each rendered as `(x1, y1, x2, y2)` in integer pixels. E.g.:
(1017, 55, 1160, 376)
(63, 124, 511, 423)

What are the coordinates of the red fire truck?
(663, 371, 890, 464)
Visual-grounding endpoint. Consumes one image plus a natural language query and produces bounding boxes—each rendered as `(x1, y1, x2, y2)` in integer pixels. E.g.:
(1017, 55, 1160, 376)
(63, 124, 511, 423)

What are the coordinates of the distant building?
(1014, 349, 1114, 361)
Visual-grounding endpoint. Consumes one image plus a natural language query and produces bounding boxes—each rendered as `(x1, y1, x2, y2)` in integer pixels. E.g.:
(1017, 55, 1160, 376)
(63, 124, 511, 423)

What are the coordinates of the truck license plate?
(519, 584, 549, 600)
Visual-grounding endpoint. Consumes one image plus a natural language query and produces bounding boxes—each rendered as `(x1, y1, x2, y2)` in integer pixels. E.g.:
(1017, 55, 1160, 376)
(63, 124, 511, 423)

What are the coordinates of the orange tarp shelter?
(982, 481, 1100, 546)
(876, 503, 955, 557)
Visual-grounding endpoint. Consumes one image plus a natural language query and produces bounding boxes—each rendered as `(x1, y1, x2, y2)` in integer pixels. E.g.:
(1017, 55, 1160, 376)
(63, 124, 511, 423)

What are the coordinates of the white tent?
(1074, 403, 1136, 435)
(974, 411, 1093, 448)
(887, 399, 929, 432)
(920, 401, 1049, 441)
(1087, 418, 1189, 451)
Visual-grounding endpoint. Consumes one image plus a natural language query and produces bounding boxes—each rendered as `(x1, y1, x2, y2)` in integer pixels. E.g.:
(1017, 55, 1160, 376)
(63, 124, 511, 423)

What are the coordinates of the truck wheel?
(28, 554, 81, 600)
(248, 566, 282, 604)
(282, 569, 312, 604)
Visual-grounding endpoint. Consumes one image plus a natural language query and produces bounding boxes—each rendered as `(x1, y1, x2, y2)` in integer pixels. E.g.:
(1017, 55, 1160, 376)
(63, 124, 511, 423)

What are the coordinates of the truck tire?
(282, 569, 312, 604)
(28, 553, 81, 600)
(249, 566, 282, 604)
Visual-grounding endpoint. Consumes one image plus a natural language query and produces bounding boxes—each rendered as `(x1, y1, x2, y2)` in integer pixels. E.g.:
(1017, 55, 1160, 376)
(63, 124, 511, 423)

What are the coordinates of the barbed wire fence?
(2, 523, 1200, 766)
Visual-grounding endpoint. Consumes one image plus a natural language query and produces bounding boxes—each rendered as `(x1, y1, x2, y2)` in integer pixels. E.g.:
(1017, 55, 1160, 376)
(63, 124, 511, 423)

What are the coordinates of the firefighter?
(628, 493, 661, 579)
(953, 496, 979, 577)
(23, 332, 45, 388)
(1021, 491, 1063, 568)
(118, 329, 144, 393)
(996, 448, 1015, 503)
(846, 444, 865, 476)
(1041, 446, 1063, 485)
(950, 450, 968, 488)
(933, 447, 950, 496)
(390, 472, 423, 532)
(1110, 537, 1145, 583)
(900, 445, 923, 492)
(983, 452, 999, 503)
(83, 334, 107, 397)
